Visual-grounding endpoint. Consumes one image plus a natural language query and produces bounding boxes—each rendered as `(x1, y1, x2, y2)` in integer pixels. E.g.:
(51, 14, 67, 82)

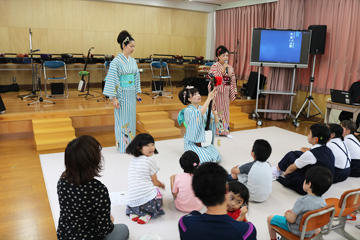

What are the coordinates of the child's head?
(328, 123, 344, 141)
(178, 86, 199, 105)
(125, 133, 158, 157)
(63, 135, 103, 185)
(252, 139, 272, 162)
(227, 181, 249, 212)
(192, 162, 228, 207)
(180, 150, 200, 174)
(341, 120, 357, 135)
(304, 166, 333, 197)
(308, 123, 331, 145)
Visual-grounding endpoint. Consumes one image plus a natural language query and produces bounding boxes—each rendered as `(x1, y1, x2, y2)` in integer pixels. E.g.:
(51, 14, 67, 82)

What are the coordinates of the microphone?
(225, 60, 228, 74)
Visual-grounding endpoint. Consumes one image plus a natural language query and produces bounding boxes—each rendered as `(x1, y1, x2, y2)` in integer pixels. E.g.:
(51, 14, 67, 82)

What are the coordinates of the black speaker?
(50, 83, 64, 95)
(308, 25, 327, 55)
(0, 95, 6, 113)
(245, 72, 266, 99)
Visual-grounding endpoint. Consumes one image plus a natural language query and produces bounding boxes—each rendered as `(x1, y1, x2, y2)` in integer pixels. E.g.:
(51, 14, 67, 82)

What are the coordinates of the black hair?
(215, 45, 229, 57)
(328, 123, 344, 141)
(228, 181, 249, 207)
(180, 150, 200, 174)
(305, 166, 333, 196)
(178, 87, 199, 105)
(192, 162, 228, 207)
(125, 133, 158, 157)
(310, 123, 331, 145)
(62, 135, 103, 185)
(117, 30, 134, 50)
(341, 120, 357, 134)
(252, 139, 272, 162)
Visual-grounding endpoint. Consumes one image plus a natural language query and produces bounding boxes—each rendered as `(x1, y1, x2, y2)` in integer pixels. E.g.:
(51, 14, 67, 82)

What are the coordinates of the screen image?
(259, 30, 302, 63)
(250, 28, 311, 68)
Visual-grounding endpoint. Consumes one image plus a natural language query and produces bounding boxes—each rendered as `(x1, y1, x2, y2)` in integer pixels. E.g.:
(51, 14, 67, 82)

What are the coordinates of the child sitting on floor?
(227, 181, 249, 222)
(341, 120, 360, 177)
(171, 150, 203, 213)
(267, 166, 333, 239)
(178, 162, 257, 240)
(125, 133, 165, 224)
(272, 123, 335, 195)
(229, 139, 273, 202)
(326, 123, 351, 183)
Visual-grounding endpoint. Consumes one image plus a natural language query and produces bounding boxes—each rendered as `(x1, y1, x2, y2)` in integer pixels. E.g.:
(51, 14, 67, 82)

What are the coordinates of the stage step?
(229, 106, 256, 131)
(137, 111, 169, 121)
(32, 118, 76, 151)
(136, 111, 181, 139)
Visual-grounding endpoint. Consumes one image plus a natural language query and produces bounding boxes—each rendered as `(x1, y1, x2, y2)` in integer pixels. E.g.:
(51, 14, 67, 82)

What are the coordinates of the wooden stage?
(0, 87, 259, 140)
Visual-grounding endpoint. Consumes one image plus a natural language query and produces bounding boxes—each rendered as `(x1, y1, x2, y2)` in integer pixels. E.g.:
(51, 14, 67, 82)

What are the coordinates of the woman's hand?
(208, 88, 217, 101)
(112, 98, 120, 109)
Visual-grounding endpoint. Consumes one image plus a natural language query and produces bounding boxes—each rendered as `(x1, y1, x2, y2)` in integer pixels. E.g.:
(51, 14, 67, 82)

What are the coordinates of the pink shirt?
(172, 172, 203, 212)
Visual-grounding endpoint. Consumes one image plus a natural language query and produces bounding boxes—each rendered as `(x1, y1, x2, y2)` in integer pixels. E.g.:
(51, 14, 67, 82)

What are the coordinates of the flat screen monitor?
(250, 28, 311, 68)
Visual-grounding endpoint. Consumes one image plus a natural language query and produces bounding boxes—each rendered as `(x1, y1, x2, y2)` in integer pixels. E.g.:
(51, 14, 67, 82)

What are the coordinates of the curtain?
(215, 0, 360, 120)
(215, 3, 276, 79)
(264, 0, 305, 120)
(300, 0, 360, 93)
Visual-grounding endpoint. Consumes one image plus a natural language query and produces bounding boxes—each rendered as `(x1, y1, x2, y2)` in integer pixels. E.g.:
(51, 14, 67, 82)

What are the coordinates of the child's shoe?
(130, 214, 139, 222)
(346, 214, 357, 221)
(137, 214, 151, 224)
(272, 167, 283, 180)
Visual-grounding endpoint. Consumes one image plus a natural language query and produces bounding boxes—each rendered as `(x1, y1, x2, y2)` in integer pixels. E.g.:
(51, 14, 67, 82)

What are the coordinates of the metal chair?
(271, 204, 336, 240)
(43, 61, 68, 98)
(150, 60, 172, 99)
(325, 188, 360, 240)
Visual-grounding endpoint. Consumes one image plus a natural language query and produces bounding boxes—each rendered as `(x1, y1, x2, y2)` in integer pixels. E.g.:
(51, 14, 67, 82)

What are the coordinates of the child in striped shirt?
(125, 133, 165, 224)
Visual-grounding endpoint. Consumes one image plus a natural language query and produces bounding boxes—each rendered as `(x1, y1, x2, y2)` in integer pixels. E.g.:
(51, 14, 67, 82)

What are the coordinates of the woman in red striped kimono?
(208, 45, 237, 138)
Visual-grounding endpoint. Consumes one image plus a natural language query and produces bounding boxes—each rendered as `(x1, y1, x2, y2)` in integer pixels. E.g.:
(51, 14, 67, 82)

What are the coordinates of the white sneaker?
(226, 134, 233, 139)
(272, 167, 283, 180)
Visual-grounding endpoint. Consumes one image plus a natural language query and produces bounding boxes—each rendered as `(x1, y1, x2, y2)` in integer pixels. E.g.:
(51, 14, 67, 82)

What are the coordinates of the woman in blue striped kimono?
(178, 86, 222, 163)
(103, 30, 141, 153)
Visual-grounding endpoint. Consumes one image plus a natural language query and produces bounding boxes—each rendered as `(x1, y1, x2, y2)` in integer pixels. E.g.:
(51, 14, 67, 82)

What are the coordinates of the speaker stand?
(294, 55, 324, 126)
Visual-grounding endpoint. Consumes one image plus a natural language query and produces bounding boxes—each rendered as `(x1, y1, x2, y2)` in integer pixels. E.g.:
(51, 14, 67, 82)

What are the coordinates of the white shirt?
(344, 134, 360, 160)
(246, 161, 272, 202)
(327, 138, 351, 169)
(126, 155, 159, 207)
(294, 144, 321, 169)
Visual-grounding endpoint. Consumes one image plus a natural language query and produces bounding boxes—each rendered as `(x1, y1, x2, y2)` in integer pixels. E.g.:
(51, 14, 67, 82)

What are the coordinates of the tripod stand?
(28, 77, 55, 106)
(21, 28, 40, 100)
(294, 55, 324, 126)
(78, 47, 95, 99)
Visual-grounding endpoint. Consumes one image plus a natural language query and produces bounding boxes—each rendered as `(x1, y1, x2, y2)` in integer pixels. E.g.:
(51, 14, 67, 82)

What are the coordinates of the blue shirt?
(179, 211, 256, 240)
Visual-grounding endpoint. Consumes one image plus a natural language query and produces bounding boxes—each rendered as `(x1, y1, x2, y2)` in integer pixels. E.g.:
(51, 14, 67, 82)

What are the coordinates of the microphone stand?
(21, 28, 40, 100)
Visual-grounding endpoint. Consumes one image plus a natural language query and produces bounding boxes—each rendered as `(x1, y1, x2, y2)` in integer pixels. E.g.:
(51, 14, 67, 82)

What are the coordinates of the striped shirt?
(126, 155, 159, 207)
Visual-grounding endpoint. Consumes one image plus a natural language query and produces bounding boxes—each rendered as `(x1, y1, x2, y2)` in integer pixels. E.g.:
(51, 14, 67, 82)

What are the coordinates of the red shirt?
(227, 209, 247, 222)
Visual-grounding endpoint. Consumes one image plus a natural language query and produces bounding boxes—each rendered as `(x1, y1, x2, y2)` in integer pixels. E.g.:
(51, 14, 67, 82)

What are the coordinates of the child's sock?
(271, 167, 283, 179)
(129, 214, 139, 222)
(137, 214, 151, 224)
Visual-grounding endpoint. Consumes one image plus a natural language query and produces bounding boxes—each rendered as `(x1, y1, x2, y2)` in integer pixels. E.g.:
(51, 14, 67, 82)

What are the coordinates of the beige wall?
(0, 0, 208, 85)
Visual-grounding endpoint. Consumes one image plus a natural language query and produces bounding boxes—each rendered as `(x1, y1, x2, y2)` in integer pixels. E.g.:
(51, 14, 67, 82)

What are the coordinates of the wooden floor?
(0, 88, 322, 239)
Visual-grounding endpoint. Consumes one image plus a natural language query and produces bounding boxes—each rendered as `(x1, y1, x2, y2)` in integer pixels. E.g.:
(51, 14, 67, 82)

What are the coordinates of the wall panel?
(46, 0, 83, 30)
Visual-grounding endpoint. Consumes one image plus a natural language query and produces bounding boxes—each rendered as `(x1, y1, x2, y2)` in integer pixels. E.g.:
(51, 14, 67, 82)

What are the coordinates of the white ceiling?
(94, 0, 277, 12)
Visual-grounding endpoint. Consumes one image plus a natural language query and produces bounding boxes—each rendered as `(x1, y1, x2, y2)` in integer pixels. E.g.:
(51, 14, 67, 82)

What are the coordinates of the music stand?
(28, 77, 55, 106)
(21, 28, 40, 100)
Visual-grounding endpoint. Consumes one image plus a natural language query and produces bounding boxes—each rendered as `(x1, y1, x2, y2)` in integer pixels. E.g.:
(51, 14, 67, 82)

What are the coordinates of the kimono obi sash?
(223, 75, 231, 85)
(119, 74, 135, 88)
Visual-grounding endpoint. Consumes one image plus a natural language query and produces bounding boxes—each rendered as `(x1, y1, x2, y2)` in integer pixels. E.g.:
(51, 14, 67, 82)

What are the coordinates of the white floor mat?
(40, 127, 360, 240)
